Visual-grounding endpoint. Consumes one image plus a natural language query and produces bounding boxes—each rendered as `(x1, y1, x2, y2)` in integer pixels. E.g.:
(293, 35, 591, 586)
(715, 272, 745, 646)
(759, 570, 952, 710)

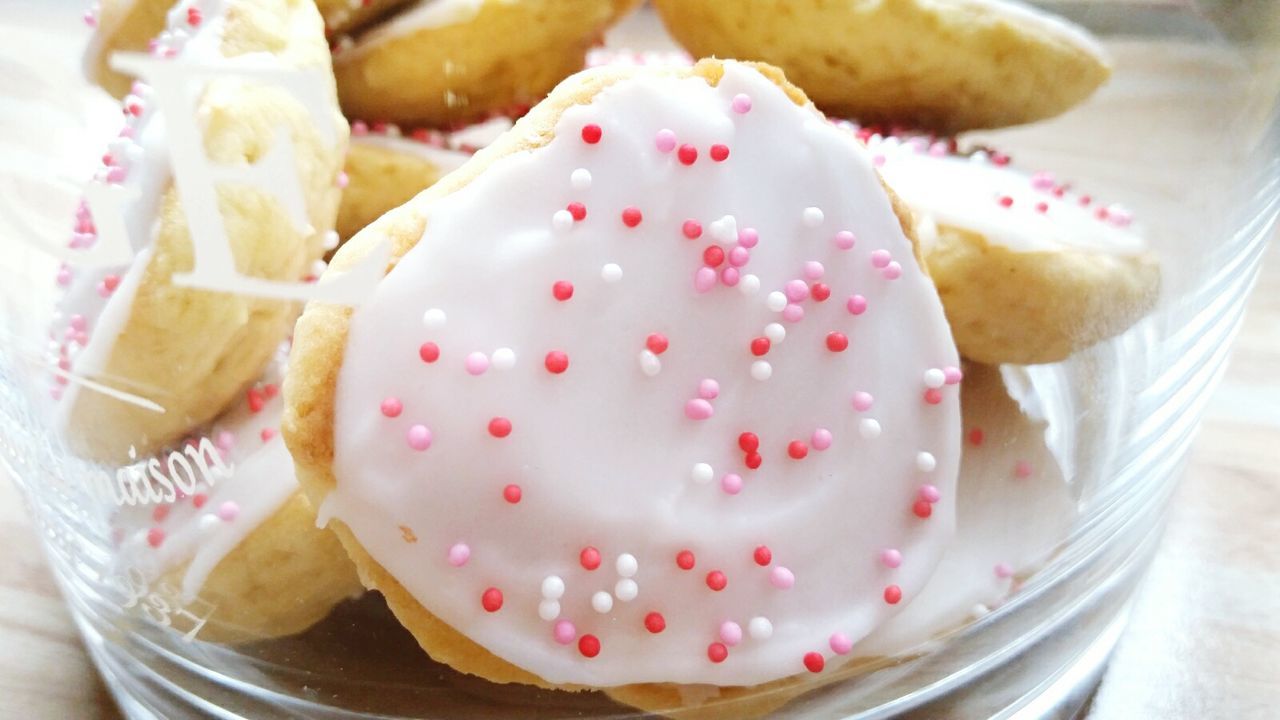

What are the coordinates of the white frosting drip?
(351, 0, 507, 48)
(323, 63, 961, 687)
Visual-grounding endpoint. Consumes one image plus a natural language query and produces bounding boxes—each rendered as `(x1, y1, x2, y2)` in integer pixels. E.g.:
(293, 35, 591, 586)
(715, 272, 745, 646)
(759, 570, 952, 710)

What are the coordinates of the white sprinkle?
(923, 368, 946, 389)
(709, 214, 738, 245)
(422, 308, 447, 328)
(616, 553, 638, 578)
(971, 603, 991, 618)
(739, 274, 761, 295)
(570, 168, 592, 190)
(552, 209, 574, 232)
(614, 579, 639, 602)
(601, 263, 623, 283)
(766, 291, 788, 312)
(592, 591, 614, 614)
(748, 616, 773, 640)
(691, 463, 714, 484)
(538, 599, 561, 621)
(917, 452, 937, 473)
(764, 323, 786, 344)
(491, 348, 517, 370)
(322, 230, 340, 250)
(802, 206, 825, 227)
(541, 575, 565, 599)
(860, 418, 882, 439)
(751, 360, 773, 381)
(310, 259, 328, 276)
(639, 349, 662, 377)
(970, 150, 990, 164)
(385, 123, 402, 138)
(198, 514, 220, 532)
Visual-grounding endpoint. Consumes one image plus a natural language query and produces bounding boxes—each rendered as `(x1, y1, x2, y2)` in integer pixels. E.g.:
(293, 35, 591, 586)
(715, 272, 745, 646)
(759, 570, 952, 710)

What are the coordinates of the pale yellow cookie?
(332, 0, 641, 127)
(53, 0, 348, 462)
(651, 0, 1112, 132)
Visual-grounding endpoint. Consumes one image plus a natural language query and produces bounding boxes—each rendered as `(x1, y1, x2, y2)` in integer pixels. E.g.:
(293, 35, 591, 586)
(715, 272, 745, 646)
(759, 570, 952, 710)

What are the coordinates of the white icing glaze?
(350, 0, 510, 48)
(114, 348, 297, 601)
(323, 63, 961, 687)
(863, 129, 1147, 255)
(352, 134, 474, 171)
(856, 364, 1077, 656)
(349, 116, 514, 167)
(585, 47, 693, 69)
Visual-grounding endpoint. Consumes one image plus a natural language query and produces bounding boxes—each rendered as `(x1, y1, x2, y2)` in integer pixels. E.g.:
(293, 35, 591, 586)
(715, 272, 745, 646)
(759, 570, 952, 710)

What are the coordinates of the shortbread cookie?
(51, 0, 347, 460)
(286, 59, 961, 707)
(113, 348, 361, 643)
(336, 117, 510, 240)
(332, 0, 641, 127)
(651, 0, 1112, 132)
(857, 127, 1160, 364)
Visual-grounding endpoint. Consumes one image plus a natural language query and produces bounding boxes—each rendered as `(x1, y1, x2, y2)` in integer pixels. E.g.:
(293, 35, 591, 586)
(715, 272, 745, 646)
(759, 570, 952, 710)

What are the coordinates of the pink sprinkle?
(380, 397, 403, 418)
(872, 154, 886, 168)
(685, 399, 714, 420)
(829, 633, 853, 655)
(721, 473, 743, 495)
(83, 9, 97, 26)
(720, 267, 740, 286)
(1014, 460, 1033, 479)
(852, 391, 874, 411)
(553, 620, 577, 645)
(146, 528, 164, 548)
(995, 562, 1014, 579)
(847, 295, 868, 315)
(870, 250, 892, 269)
(68, 314, 87, 332)
(833, 230, 856, 250)
(352, 120, 369, 135)
(447, 542, 470, 567)
(698, 379, 720, 400)
(720, 621, 743, 646)
(918, 484, 941, 503)
(731, 94, 752, 114)
(728, 246, 750, 267)
(464, 352, 490, 375)
(216, 501, 239, 522)
(769, 566, 795, 589)
(803, 261, 825, 280)
(943, 366, 964, 385)
(682, 219, 703, 239)
(56, 267, 72, 286)
(106, 167, 127, 183)
(784, 279, 810, 302)
(811, 428, 833, 451)
(215, 430, 235, 451)
(782, 304, 805, 323)
(655, 129, 677, 153)
(928, 142, 948, 158)
(49, 387, 63, 401)
(880, 548, 902, 568)
(883, 262, 903, 280)
(1030, 171, 1055, 191)
(406, 425, 432, 451)
(694, 266, 717, 293)
(737, 228, 759, 248)
(336, 171, 349, 189)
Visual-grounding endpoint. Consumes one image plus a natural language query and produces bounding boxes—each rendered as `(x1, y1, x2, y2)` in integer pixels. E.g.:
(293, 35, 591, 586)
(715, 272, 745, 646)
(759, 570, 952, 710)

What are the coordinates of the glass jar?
(1, 1, 1276, 717)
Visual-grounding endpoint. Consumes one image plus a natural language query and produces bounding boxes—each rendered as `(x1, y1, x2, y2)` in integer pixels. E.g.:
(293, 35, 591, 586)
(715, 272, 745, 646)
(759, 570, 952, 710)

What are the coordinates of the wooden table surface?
(1, 3, 1278, 719)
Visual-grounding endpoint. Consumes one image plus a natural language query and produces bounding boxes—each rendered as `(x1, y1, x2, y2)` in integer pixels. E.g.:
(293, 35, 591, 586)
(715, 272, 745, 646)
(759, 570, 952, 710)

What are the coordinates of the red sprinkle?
(567, 202, 587, 221)
(924, 388, 943, 405)
(646, 333, 669, 355)
(151, 505, 170, 523)
(186, 7, 202, 26)
(622, 207, 643, 227)
(581, 547, 602, 571)
(811, 283, 831, 302)
(552, 280, 574, 302)
(579, 634, 601, 658)
(745, 452, 763, 470)
(192, 493, 208, 509)
(644, 612, 666, 634)
(146, 528, 165, 548)
(419, 342, 440, 363)
(750, 337, 771, 356)
(710, 144, 730, 162)
(247, 389, 265, 413)
(488, 417, 513, 438)
(676, 550, 696, 570)
(708, 642, 729, 663)
(804, 652, 825, 673)
(706, 570, 727, 591)
(968, 428, 985, 446)
(481, 587, 504, 612)
(259, 428, 276, 443)
(788, 441, 809, 460)
(998, 196, 1014, 208)
(913, 499, 933, 519)
(682, 220, 703, 239)
(738, 432, 760, 453)
(703, 245, 726, 267)
(884, 585, 903, 604)
(753, 545, 772, 566)
(581, 124, 602, 144)
(1035, 202, 1050, 214)
(677, 144, 698, 165)
(826, 332, 849, 352)
(502, 484, 522, 504)
(544, 351, 569, 374)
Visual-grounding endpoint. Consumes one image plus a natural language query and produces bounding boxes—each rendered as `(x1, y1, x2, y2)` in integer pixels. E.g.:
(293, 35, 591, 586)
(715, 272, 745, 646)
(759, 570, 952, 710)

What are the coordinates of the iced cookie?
(286, 59, 961, 708)
(112, 348, 361, 643)
(332, 0, 641, 127)
(651, 0, 1111, 132)
(858, 128, 1160, 365)
(83, 0, 407, 97)
(336, 117, 511, 240)
(51, 0, 348, 460)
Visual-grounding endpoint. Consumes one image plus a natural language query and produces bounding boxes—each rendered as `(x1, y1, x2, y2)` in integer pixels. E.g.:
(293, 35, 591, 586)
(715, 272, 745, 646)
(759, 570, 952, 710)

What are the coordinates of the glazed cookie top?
(317, 61, 961, 687)
(855, 126, 1145, 255)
